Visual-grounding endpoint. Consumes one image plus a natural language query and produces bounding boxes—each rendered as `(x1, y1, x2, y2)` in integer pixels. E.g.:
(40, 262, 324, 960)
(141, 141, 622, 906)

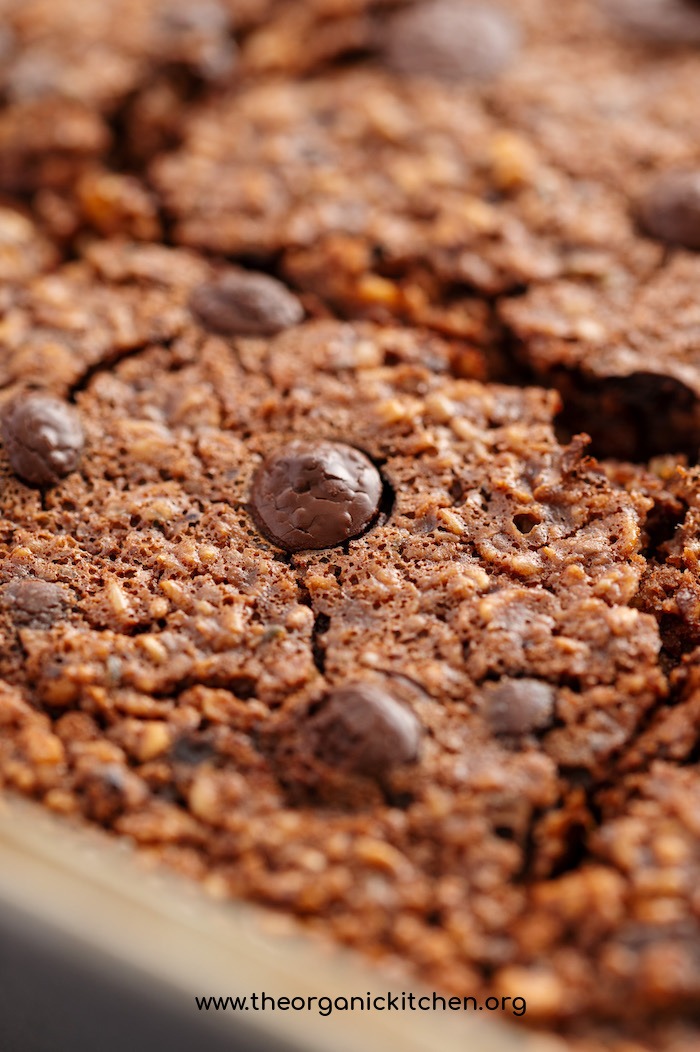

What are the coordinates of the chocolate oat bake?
(2, 2, 700, 1050)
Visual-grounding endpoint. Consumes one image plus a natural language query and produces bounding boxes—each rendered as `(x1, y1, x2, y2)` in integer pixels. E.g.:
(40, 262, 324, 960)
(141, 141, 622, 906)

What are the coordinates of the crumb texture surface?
(3, 3, 700, 1049)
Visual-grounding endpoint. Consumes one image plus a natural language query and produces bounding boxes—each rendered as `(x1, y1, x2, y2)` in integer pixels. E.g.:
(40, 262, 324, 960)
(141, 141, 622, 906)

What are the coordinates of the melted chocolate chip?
(639, 170, 700, 249)
(3, 578, 66, 629)
(602, 0, 700, 43)
(308, 682, 422, 777)
(250, 441, 382, 552)
(189, 271, 304, 337)
(481, 678, 555, 736)
(2, 393, 84, 486)
(383, 0, 520, 82)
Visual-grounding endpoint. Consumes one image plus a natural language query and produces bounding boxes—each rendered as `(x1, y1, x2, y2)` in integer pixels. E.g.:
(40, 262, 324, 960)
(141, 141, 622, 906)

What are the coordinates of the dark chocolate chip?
(383, 0, 520, 82)
(602, 0, 700, 43)
(250, 441, 382, 552)
(481, 678, 555, 735)
(308, 682, 422, 777)
(639, 170, 700, 249)
(171, 733, 217, 765)
(2, 393, 84, 486)
(3, 578, 66, 629)
(189, 271, 304, 337)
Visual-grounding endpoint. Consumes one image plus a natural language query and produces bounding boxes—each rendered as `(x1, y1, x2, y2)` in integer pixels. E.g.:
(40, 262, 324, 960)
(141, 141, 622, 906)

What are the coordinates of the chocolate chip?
(481, 678, 555, 736)
(639, 170, 700, 249)
(602, 0, 700, 44)
(250, 441, 382, 552)
(308, 682, 422, 777)
(2, 393, 84, 486)
(171, 733, 217, 765)
(189, 271, 304, 337)
(383, 1, 520, 82)
(3, 578, 66, 629)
